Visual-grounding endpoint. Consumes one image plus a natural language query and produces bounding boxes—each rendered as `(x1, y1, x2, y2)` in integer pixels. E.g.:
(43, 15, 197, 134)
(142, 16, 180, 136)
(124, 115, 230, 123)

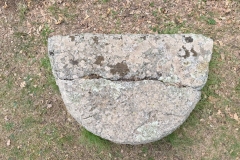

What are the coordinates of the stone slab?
(48, 33, 213, 144)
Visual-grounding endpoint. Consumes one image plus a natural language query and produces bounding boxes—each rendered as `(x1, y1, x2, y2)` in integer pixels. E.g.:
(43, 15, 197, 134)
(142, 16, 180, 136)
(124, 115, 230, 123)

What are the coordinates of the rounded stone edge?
(56, 78, 202, 145)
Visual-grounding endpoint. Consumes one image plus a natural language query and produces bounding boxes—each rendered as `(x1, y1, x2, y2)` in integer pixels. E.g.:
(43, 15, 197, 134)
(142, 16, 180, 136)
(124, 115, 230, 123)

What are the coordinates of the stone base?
(48, 34, 213, 144)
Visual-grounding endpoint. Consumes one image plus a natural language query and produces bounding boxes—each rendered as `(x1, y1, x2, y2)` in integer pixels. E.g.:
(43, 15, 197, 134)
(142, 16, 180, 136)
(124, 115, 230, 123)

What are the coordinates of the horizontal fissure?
(84, 74, 160, 81)
(61, 74, 188, 88)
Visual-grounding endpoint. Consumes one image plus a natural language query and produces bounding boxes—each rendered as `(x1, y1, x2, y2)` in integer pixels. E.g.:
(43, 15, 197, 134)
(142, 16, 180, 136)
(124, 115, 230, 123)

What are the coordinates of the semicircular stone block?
(48, 34, 213, 144)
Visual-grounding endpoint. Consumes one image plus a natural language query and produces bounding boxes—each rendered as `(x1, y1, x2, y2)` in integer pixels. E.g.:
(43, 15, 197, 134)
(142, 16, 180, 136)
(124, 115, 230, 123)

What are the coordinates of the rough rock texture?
(48, 33, 213, 144)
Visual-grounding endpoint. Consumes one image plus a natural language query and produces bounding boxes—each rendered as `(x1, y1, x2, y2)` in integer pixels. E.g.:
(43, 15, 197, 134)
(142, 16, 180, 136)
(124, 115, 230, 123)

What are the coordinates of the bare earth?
(0, 0, 240, 159)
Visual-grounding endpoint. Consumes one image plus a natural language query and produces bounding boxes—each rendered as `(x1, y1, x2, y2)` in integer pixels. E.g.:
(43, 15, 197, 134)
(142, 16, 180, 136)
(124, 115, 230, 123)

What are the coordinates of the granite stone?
(48, 33, 213, 144)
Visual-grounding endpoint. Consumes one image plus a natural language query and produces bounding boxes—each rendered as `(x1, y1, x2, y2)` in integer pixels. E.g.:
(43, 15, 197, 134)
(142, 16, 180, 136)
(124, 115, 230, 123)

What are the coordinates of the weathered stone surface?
(48, 33, 213, 144)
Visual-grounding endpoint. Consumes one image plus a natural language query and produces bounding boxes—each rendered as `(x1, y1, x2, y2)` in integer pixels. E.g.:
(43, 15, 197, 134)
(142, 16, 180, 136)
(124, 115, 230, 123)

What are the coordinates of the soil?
(0, 0, 240, 159)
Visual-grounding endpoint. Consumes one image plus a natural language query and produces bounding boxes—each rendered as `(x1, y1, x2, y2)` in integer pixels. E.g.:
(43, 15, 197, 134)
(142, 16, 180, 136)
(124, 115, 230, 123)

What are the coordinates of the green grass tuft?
(40, 56, 59, 92)
(152, 11, 158, 17)
(101, 0, 110, 3)
(200, 16, 216, 25)
(151, 22, 185, 34)
(164, 131, 193, 147)
(48, 4, 75, 20)
(149, 2, 154, 7)
(235, 79, 240, 94)
(13, 32, 35, 55)
(58, 135, 73, 145)
(17, 3, 28, 21)
(48, 4, 59, 17)
(142, 146, 148, 153)
(7, 77, 14, 89)
(80, 128, 111, 150)
(207, 18, 216, 25)
(41, 57, 52, 72)
(4, 122, 14, 131)
(229, 140, 240, 158)
(22, 116, 38, 128)
(41, 25, 53, 46)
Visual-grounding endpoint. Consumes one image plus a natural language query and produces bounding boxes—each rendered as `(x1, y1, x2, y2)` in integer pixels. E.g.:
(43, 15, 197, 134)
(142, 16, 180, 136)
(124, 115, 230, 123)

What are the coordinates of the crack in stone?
(83, 113, 97, 120)
(63, 78, 74, 81)
(60, 74, 189, 88)
(161, 112, 185, 118)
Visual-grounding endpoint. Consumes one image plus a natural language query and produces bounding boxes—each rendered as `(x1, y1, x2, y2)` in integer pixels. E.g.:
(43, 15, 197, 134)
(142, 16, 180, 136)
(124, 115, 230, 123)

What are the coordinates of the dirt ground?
(0, 0, 240, 159)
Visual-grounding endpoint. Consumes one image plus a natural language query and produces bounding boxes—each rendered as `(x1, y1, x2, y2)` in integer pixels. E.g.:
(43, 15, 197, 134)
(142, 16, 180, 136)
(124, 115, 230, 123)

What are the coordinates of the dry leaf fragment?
(57, 0, 63, 4)
(174, 17, 183, 25)
(129, 10, 134, 15)
(65, 3, 71, 7)
(209, 116, 212, 120)
(84, 14, 90, 20)
(225, 8, 231, 14)
(37, 25, 43, 35)
(200, 119, 205, 122)
(125, 0, 131, 8)
(225, 0, 230, 7)
(3, 2, 8, 9)
(233, 113, 239, 122)
(55, 16, 63, 25)
(7, 139, 10, 146)
(20, 81, 26, 88)
(220, 53, 225, 60)
(217, 110, 224, 117)
(26, 0, 32, 7)
(107, 8, 111, 16)
(208, 96, 217, 103)
(160, 8, 168, 14)
(47, 104, 52, 109)
(135, 10, 141, 14)
(4, 116, 8, 121)
(63, 2, 70, 7)
(50, 0, 56, 5)
(219, 16, 226, 20)
(217, 110, 221, 115)
(217, 40, 223, 46)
